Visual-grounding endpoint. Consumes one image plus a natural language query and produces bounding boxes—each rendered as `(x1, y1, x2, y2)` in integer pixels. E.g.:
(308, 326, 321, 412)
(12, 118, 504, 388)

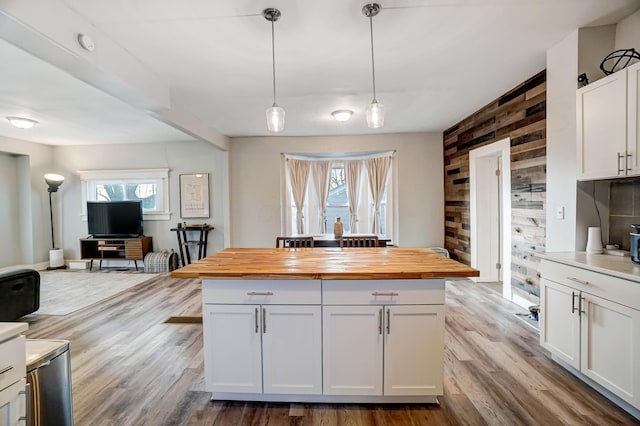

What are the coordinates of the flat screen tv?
(87, 201, 143, 238)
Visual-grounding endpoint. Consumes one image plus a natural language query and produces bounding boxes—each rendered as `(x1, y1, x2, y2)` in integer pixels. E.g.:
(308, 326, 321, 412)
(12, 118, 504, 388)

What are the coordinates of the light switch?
(556, 206, 564, 220)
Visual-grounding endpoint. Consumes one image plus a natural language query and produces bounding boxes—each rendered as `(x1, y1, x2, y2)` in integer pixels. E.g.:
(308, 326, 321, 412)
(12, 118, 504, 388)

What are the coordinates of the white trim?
(78, 168, 171, 221)
(469, 138, 512, 301)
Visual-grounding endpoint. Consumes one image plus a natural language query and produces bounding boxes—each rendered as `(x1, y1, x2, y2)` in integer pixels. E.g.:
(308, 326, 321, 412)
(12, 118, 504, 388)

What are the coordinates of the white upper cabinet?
(577, 61, 640, 180)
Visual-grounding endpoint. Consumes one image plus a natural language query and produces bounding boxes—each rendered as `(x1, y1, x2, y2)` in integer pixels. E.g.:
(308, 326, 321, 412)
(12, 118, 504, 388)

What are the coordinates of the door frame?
(469, 138, 512, 301)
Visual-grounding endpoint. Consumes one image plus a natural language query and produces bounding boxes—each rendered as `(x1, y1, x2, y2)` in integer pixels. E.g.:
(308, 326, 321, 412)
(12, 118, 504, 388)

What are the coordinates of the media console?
(80, 236, 152, 271)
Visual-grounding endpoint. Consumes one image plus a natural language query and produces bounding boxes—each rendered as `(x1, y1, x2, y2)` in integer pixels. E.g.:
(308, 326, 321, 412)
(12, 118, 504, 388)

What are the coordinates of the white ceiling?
(1, 0, 639, 146)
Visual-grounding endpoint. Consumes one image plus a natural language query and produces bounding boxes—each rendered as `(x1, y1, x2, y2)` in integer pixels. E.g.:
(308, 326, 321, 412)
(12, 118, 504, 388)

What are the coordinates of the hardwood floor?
(21, 275, 638, 425)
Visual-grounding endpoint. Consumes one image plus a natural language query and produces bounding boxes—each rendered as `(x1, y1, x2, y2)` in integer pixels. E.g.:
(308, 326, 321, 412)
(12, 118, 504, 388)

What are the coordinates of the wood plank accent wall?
(443, 70, 546, 301)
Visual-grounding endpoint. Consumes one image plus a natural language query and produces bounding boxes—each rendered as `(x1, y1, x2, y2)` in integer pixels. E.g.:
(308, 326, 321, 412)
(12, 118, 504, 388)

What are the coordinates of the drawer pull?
(0, 365, 13, 375)
(19, 383, 31, 424)
(247, 291, 274, 296)
(372, 292, 399, 297)
(567, 277, 590, 286)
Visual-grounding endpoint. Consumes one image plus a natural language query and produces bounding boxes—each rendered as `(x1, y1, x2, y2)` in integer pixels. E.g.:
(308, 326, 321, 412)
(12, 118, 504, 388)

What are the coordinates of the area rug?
(36, 270, 156, 315)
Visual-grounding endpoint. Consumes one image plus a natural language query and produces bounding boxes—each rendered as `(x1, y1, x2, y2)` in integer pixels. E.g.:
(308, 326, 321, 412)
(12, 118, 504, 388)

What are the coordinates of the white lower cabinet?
(540, 260, 640, 411)
(0, 379, 26, 426)
(323, 304, 444, 397)
(202, 278, 445, 402)
(203, 304, 322, 395)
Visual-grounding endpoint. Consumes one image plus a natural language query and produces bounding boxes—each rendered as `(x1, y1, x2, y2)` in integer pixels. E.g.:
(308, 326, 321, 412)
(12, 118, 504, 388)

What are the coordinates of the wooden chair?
(340, 236, 379, 248)
(276, 236, 314, 248)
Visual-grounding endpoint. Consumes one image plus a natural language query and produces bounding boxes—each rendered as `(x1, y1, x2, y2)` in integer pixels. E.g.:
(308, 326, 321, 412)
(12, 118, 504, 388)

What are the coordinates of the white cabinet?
(0, 323, 28, 426)
(202, 280, 322, 397)
(322, 280, 445, 398)
(322, 306, 383, 396)
(202, 278, 445, 402)
(577, 61, 640, 180)
(540, 260, 640, 410)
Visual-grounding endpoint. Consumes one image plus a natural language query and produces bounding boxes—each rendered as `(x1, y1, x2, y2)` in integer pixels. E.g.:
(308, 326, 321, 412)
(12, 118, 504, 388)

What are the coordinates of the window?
(79, 169, 170, 220)
(283, 153, 394, 240)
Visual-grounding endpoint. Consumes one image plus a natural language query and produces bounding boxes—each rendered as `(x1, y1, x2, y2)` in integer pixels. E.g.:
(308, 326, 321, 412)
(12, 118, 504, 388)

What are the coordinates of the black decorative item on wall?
(599, 48, 640, 76)
(577, 73, 589, 88)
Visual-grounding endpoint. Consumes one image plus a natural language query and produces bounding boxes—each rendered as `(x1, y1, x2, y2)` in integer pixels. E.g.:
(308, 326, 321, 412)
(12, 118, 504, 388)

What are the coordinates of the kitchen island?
(172, 247, 478, 403)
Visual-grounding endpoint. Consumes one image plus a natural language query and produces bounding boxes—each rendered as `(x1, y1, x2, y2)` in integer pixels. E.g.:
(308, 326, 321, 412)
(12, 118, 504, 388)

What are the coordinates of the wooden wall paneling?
(442, 70, 546, 302)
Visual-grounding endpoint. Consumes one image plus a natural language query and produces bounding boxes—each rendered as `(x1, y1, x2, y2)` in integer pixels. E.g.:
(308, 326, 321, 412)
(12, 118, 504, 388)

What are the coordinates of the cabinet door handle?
(386, 308, 391, 335)
(19, 382, 31, 423)
(255, 307, 259, 333)
(263, 307, 267, 333)
(571, 291, 578, 314)
(618, 152, 625, 175)
(0, 365, 13, 375)
(378, 308, 383, 335)
(567, 277, 590, 286)
(372, 292, 399, 297)
(627, 152, 632, 173)
(247, 292, 274, 296)
(580, 296, 586, 315)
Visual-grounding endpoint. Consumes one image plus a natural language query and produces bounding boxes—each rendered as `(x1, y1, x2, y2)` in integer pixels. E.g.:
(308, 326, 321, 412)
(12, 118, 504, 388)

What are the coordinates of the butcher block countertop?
(171, 247, 479, 280)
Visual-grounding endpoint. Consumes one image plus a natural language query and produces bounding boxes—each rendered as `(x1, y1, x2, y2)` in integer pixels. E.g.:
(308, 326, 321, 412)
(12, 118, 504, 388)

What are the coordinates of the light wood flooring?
(21, 274, 639, 425)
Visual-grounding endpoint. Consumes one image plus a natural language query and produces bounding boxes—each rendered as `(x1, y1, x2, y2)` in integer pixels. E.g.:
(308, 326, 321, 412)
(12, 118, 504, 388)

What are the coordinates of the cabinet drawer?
(540, 260, 640, 310)
(0, 335, 26, 391)
(322, 279, 445, 305)
(203, 279, 321, 304)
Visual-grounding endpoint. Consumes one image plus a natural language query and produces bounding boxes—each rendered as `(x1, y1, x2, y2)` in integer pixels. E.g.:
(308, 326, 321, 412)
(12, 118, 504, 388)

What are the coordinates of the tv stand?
(80, 236, 153, 271)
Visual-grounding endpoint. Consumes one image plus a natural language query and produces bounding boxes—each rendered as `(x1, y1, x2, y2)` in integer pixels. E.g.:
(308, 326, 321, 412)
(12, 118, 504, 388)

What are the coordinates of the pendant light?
(264, 8, 285, 133)
(363, 3, 384, 129)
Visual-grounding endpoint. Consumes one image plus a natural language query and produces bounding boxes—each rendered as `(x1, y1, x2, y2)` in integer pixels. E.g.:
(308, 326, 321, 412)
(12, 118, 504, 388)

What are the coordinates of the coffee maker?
(631, 224, 640, 263)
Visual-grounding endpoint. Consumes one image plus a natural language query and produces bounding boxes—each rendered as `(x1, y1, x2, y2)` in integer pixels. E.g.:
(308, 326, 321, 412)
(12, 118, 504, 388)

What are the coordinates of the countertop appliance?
(631, 225, 640, 264)
(25, 339, 73, 426)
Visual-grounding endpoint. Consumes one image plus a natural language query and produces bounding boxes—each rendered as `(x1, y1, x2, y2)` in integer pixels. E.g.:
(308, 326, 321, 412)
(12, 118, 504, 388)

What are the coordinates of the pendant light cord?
(369, 14, 377, 102)
(271, 20, 277, 106)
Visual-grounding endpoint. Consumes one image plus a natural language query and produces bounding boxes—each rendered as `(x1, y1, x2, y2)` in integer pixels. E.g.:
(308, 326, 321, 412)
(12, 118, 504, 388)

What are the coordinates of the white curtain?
(288, 159, 311, 234)
(345, 160, 362, 233)
(366, 155, 392, 234)
(311, 161, 331, 233)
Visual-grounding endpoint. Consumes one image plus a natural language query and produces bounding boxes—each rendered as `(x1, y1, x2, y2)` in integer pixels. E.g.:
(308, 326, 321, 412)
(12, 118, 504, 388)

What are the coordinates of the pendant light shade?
(264, 8, 285, 133)
(266, 105, 285, 132)
(363, 3, 384, 129)
(365, 101, 384, 128)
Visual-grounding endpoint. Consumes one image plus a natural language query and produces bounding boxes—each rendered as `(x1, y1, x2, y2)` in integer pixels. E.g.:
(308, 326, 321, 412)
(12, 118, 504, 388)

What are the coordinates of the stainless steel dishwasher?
(25, 340, 73, 426)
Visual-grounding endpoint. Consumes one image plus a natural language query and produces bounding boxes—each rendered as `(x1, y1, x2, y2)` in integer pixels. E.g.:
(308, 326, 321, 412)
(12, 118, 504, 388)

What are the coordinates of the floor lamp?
(45, 173, 67, 270)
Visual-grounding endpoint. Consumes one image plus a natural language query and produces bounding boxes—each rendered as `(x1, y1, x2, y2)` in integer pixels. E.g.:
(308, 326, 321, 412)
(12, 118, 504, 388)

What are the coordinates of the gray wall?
(0, 136, 54, 268)
(229, 133, 444, 248)
(52, 140, 229, 261)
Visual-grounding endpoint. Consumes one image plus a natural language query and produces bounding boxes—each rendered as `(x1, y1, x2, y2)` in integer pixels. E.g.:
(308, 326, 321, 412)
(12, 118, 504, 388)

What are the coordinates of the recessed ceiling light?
(6, 117, 38, 129)
(332, 110, 353, 123)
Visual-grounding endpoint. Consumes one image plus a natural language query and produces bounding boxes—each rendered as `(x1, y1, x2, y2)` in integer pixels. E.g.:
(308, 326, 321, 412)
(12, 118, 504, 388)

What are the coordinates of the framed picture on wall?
(179, 173, 210, 218)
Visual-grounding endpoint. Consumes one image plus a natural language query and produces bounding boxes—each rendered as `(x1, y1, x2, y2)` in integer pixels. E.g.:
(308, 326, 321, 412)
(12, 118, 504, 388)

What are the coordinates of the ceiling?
(0, 0, 639, 146)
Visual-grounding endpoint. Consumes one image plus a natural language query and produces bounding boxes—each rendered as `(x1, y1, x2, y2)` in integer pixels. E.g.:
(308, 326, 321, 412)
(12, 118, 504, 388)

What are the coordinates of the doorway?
(469, 138, 511, 301)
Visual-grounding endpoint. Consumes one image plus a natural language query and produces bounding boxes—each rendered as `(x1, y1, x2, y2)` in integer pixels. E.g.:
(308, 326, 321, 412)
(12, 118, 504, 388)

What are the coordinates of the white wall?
(578, 25, 615, 84)
(0, 152, 20, 268)
(615, 9, 640, 51)
(229, 133, 443, 248)
(52, 140, 229, 260)
(546, 30, 579, 252)
(0, 137, 54, 267)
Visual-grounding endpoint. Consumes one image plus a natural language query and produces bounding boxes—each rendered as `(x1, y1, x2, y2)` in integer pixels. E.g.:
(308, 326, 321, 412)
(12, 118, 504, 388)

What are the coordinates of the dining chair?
(276, 236, 314, 248)
(340, 236, 379, 248)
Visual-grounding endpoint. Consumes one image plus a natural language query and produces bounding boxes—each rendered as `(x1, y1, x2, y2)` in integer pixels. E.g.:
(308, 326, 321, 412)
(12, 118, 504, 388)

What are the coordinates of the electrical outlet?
(556, 206, 564, 220)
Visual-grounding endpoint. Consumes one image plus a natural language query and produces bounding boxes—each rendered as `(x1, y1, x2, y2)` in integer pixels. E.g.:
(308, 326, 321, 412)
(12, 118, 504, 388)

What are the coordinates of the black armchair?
(0, 269, 40, 321)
